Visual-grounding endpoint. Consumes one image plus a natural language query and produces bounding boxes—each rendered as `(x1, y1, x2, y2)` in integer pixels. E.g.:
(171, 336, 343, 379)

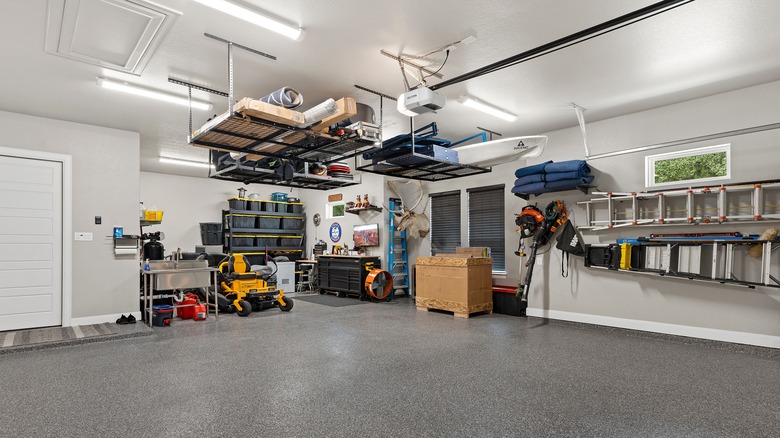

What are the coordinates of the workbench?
(140, 263, 219, 327)
(316, 255, 380, 299)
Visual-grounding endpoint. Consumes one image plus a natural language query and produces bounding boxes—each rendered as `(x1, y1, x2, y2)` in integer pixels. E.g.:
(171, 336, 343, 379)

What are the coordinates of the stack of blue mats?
(511, 160, 594, 196)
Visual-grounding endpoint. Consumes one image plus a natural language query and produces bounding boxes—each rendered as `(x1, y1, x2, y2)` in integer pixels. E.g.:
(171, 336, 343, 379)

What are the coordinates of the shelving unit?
(345, 206, 383, 215)
(223, 198, 305, 264)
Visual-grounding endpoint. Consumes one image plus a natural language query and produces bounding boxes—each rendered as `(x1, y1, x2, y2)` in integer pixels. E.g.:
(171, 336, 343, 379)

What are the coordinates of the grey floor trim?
(0, 323, 153, 356)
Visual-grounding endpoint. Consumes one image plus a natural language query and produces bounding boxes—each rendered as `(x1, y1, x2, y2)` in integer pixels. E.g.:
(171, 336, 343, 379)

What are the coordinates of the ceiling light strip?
(194, 1, 302, 41)
(430, 0, 695, 90)
(158, 157, 213, 169)
(96, 77, 212, 111)
(458, 96, 517, 122)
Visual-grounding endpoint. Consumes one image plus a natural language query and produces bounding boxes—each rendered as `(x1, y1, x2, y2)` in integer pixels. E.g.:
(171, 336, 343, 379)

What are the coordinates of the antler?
(382, 180, 406, 213)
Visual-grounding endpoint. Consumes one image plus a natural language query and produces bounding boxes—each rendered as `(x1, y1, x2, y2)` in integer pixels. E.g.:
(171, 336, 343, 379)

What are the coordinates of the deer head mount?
(384, 180, 430, 239)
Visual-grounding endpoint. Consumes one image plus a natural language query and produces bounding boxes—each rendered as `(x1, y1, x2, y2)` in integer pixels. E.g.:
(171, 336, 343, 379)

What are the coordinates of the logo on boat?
(514, 140, 528, 151)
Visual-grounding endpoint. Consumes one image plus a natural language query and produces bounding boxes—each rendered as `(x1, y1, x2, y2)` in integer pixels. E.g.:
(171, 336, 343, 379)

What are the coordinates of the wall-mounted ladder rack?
(577, 181, 780, 231)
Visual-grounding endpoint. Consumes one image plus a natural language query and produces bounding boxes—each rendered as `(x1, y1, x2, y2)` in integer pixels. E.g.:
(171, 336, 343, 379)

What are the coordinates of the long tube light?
(458, 95, 517, 122)
(192, 0, 303, 40)
(97, 77, 212, 111)
(158, 157, 213, 169)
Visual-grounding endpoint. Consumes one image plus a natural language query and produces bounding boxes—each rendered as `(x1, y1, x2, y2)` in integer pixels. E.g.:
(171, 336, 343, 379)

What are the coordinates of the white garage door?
(0, 155, 63, 331)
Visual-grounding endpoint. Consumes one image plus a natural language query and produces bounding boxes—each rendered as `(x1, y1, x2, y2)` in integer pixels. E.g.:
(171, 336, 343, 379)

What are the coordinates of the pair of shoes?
(116, 314, 137, 325)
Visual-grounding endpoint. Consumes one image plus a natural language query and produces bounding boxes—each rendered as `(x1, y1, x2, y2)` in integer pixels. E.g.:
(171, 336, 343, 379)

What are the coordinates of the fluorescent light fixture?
(192, 0, 303, 40)
(97, 77, 212, 111)
(159, 157, 213, 169)
(458, 95, 517, 122)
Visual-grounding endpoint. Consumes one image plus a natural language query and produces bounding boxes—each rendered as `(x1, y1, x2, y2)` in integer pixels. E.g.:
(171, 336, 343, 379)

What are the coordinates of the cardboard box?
(415, 256, 493, 317)
(233, 97, 306, 127)
(456, 247, 492, 257)
(311, 97, 357, 132)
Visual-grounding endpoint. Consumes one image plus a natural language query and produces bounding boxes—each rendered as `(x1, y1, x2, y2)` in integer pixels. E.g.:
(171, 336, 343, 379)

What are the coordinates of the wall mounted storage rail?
(585, 238, 780, 290)
(577, 181, 780, 231)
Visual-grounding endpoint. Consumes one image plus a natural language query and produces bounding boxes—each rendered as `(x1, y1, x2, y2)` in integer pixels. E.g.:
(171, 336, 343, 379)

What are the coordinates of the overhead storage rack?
(178, 34, 377, 190)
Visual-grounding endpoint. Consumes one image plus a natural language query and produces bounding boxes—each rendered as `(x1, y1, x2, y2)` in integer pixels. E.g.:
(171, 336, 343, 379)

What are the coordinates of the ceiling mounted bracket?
(571, 103, 590, 157)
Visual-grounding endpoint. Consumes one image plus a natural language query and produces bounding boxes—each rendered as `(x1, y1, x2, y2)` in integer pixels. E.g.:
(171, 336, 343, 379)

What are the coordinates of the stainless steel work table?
(140, 264, 219, 327)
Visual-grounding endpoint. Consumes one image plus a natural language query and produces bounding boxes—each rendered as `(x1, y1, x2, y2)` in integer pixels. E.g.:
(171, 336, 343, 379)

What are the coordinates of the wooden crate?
(415, 256, 493, 318)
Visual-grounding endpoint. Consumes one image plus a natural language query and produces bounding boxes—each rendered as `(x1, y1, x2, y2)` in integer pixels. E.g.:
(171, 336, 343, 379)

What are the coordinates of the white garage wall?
(0, 110, 139, 322)
(139, 171, 301, 252)
(409, 80, 780, 347)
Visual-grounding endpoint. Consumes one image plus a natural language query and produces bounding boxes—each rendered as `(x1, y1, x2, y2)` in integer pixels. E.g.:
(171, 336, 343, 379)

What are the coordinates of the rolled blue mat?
(511, 181, 546, 194)
(515, 161, 552, 178)
(514, 173, 545, 187)
(545, 171, 585, 182)
(259, 87, 303, 109)
(544, 175, 594, 191)
(543, 160, 590, 174)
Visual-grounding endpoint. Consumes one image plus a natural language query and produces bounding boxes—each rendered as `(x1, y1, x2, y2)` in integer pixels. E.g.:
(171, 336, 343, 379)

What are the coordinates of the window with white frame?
(467, 185, 505, 274)
(430, 190, 461, 255)
(645, 144, 730, 188)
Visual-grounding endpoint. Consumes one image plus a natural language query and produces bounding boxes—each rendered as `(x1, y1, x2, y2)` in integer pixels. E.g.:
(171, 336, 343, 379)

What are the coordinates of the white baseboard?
(525, 308, 780, 349)
(68, 311, 142, 327)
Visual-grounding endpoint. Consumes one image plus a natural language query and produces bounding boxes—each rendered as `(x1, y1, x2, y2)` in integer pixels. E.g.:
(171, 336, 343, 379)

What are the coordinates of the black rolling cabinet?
(223, 197, 305, 264)
(317, 255, 380, 299)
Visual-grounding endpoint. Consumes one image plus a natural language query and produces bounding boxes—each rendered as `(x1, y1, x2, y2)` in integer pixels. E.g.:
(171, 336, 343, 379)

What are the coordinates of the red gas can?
(177, 294, 197, 319)
(193, 302, 207, 321)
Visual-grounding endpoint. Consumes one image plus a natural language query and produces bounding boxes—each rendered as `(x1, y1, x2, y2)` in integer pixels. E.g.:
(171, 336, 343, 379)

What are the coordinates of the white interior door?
(0, 155, 63, 331)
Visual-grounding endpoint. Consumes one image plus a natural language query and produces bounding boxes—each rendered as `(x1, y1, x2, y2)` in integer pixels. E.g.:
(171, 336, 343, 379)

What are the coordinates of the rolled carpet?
(543, 160, 589, 174)
(544, 175, 594, 191)
(514, 173, 545, 187)
(515, 161, 552, 178)
(259, 87, 303, 109)
(511, 181, 546, 195)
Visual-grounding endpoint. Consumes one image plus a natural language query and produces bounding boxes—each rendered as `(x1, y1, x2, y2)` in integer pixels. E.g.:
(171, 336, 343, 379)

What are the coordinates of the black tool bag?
(556, 221, 585, 256)
(556, 221, 585, 277)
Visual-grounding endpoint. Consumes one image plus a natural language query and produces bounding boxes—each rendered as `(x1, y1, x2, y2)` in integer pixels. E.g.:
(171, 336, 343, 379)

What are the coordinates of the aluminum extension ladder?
(591, 237, 780, 289)
(577, 181, 780, 231)
(387, 198, 410, 299)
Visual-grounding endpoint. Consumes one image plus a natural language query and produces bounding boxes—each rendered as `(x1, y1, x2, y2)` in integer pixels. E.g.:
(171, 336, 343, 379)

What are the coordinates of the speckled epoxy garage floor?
(1, 297, 778, 438)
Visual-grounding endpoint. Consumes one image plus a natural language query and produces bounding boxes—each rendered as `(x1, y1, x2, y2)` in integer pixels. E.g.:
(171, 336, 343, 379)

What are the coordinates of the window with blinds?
(430, 190, 461, 255)
(467, 185, 505, 273)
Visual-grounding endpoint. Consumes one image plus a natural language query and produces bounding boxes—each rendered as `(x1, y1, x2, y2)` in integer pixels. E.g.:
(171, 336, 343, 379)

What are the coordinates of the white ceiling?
(2, 0, 780, 179)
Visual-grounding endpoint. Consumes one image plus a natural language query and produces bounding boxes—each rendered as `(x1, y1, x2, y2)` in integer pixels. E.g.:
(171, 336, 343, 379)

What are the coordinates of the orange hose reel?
(364, 269, 393, 300)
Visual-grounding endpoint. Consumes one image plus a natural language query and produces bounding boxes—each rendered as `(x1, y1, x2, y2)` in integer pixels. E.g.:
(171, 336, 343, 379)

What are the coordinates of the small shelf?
(140, 220, 162, 227)
(513, 185, 595, 200)
(345, 206, 383, 215)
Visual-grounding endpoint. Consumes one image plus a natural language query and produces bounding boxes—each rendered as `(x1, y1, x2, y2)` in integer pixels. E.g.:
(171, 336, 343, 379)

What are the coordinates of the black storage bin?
(255, 236, 278, 247)
(258, 217, 280, 229)
(230, 236, 254, 247)
(200, 231, 222, 245)
(228, 199, 246, 210)
(279, 236, 302, 247)
(199, 222, 222, 232)
(231, 216, 256, 229)
(282, 217, 304, 230)
(288, 203, 303, 213)
(248, 200, 263, 211)
(264, 202, 279, 212)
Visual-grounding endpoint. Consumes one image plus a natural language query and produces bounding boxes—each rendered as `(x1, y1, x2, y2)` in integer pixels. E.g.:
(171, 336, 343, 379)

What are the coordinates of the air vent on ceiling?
(45, 0, 181, 75)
